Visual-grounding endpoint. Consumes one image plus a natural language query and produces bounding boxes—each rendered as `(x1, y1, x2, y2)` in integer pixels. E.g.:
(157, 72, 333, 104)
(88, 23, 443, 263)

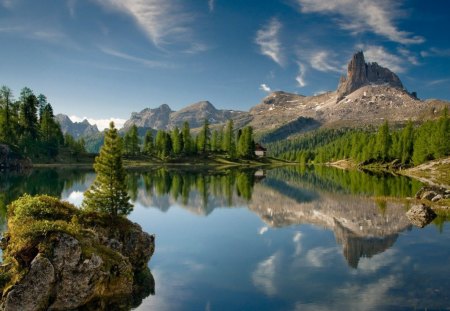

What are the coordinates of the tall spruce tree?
(82, 122, 132, 216)
(143, 130, 154, 155)
(182, 121, 192, 155)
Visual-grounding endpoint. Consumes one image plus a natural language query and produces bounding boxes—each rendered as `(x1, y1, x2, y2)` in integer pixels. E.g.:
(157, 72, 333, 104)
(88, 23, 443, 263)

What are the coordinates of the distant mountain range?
(122, 100, 244, 131)
(55, 114, 99, 139)
(55, 51, 450, 148)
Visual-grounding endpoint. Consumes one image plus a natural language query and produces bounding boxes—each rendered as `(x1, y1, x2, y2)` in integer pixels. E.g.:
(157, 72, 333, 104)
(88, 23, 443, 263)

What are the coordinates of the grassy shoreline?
(32, 155, 291, 170)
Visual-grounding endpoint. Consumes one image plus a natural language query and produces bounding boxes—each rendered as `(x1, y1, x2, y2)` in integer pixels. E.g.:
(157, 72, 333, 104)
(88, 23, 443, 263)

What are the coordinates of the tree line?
(122, 119, 257, 160)
(0, 85, 86, 159)
(275, 108, 449, 166)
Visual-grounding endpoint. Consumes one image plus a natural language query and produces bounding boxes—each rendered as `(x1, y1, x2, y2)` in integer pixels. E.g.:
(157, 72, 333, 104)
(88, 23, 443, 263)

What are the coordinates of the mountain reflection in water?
(1, 166, 449, 310)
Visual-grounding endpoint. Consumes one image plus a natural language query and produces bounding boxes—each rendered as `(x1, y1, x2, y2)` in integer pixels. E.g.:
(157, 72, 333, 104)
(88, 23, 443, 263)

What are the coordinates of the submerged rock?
(0, 195, 155, 311)
(406, 204, 437, 228)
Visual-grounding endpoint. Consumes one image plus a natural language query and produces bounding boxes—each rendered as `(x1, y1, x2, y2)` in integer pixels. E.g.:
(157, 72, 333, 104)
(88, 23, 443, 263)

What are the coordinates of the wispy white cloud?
(305, 247, 339, 267)
(397, 47, 419, 65)
(255, 17, 284, 66)
(67, 0, 77, 18)
(69, 115, 127, 130)
(252, 253, 279, 296)
(426, 79, 450, 87)
(296, 0, 424, 45)
(421, 47, 450, 58)
(95, 0, 195, 48)
(259, 226, 269, 234)
(208, 0, 215, 13)
(296, 62, 307, 87)
(310, 51, 342, 73)
(357, 44, 405, 73)
(99, 46, 171, 68)
(292, 231, 303, 256)
(183, 42, 209, 54)
(1, 0, 14, 9)
(259, 84, 272, 93)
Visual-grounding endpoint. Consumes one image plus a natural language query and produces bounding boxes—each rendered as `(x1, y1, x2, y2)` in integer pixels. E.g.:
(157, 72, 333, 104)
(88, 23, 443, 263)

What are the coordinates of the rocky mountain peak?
(337, 51, 404, 101)
(55, 114, 99, 139)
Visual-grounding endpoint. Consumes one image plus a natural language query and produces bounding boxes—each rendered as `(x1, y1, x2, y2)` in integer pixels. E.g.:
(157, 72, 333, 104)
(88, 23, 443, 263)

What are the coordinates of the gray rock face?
(4, 254, 55, 311)
(337, 51, 404, 101)
(406, 204, 437, 228)
(123, 104, 173, 130)
(123, 101, 244, 131)
(55, 114, 100, 139)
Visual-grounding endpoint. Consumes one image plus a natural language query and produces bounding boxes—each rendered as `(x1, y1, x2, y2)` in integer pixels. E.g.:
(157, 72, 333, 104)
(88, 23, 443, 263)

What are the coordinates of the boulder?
(4, 254, 55, 311)
(406, 204, 437, 228)
(415, 186, 448, 201)
(0, 195, 155, 311)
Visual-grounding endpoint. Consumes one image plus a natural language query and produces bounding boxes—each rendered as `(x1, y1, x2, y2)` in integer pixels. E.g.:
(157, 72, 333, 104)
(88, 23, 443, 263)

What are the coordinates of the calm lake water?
(1, 166, 450, 310)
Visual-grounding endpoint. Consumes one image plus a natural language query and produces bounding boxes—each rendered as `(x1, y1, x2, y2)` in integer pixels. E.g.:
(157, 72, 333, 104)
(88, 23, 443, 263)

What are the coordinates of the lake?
(1, 166, 450, 310)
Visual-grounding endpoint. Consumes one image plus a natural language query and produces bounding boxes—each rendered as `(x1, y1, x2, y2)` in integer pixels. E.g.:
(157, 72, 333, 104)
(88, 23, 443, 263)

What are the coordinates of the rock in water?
(337, 51, 403, 101)
(0, 195, 155, 311)
(406, 204, 437, 228)
(4, 254, 55, 311)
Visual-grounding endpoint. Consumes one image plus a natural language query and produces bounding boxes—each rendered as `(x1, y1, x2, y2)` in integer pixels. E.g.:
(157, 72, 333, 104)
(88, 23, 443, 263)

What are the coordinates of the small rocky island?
(0, 195, 155, 311)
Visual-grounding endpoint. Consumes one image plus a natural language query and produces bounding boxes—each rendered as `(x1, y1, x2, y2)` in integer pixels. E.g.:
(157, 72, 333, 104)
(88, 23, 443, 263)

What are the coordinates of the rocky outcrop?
(0, 144, 32, 171)
(415, 186, 450, 202)
(55, 114, 100, 139)
(337, 51, 404, 101)
(123, 104, 173, 130)
(123, 101, 244, 131)
(0, 195, 155, 311)
(406, 204, 437, 228)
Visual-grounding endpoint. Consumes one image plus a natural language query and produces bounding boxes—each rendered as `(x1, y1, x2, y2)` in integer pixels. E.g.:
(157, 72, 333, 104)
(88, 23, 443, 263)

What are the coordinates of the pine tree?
(171, 126, 182, 155)
(181, 121, 192, 155)
(143, 130, 154, 155)
(197, 118, 210, 154)
(129, 124, 139, 156)
(82, 122, 132, 216)
(223, 120, 236, 158)
(375, 121, 391, 161)
(0, 86, 16, 144)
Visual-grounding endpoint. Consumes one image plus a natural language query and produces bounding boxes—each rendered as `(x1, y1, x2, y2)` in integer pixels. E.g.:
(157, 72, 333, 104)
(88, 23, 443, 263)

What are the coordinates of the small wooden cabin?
(254, 143, 267, 157)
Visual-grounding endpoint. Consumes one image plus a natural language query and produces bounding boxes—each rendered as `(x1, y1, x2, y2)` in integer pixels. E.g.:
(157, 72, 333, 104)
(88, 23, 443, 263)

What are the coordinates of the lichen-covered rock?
(0, 195, 155, 311)
(406, 204, 437, 228)
(4, 254, 55, 311)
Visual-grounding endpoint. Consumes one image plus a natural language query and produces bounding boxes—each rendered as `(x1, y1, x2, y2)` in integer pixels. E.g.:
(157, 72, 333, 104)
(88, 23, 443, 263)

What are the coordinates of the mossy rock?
(0, 195, 155, 310)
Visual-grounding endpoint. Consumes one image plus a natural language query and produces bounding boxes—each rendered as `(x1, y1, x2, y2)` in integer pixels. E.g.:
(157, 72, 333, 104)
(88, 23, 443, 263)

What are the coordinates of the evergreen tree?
(375, 121, 391, 161)
(18, 87, 39, 141)
(181, 121, 192, 155)
(211, 130, 218, 152)
(223, 119, 236, 158)
(82, 122, 132, 216)
(171, 126, 182, 155)
(0, 86, 16, 144)
(39, 103, 63, 157)
(129, 124, 139, 156)
(400, 120, 414, 164)
(197, 118, 210, 154)
(143, 130, 154, 155)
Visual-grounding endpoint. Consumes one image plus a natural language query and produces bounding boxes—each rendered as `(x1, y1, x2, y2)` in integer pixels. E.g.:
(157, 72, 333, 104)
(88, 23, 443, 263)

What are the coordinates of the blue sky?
(1, 0, 450, 129)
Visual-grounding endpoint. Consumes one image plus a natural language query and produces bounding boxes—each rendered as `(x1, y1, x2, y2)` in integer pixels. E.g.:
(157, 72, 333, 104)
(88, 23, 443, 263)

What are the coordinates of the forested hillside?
(0, 85, 86, 161)
(273, 109, 450, 166)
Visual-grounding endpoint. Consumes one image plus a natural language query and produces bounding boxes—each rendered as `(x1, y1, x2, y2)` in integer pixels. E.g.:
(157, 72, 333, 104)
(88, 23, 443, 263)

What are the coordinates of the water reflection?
(1, 166, 450, 310)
